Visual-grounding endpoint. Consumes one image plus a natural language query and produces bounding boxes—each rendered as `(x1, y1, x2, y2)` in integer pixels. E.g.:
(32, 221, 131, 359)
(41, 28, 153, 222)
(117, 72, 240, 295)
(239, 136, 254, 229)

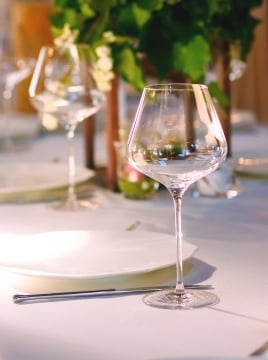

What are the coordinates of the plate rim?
(0, 163, 94, 195)
(234, 158, 268, 178)
(0, 230, 198, 280)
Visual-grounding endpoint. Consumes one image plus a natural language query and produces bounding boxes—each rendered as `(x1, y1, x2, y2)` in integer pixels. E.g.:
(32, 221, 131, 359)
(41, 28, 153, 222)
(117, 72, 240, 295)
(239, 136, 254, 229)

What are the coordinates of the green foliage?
(173, 35, 211, 82)
(208, 81, 230, 108)
(50, 0, 262, 98)
(114, 45, 146, 89)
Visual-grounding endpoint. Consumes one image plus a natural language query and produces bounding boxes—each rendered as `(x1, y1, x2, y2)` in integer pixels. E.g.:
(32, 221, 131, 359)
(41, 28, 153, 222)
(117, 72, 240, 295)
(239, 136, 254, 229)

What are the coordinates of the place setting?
(0, 83, 226, 311)
(0, 162, 95, 203)
(0, 43, 104, 206)
(28, 43, 105, 211)
(0, 227, 219, 306)
(0, 229, 203, 301)
(1, 2, 268, 359)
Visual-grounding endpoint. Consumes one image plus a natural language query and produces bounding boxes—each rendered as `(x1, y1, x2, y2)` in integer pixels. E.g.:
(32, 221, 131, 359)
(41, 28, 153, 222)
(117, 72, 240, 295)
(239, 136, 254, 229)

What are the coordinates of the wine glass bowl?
(29, 44, 104, 211)
(127, 83, 227, 309)
(29, 45, 104, 128)
(0, 57, 35, 95)
(0, 56, 36, 151)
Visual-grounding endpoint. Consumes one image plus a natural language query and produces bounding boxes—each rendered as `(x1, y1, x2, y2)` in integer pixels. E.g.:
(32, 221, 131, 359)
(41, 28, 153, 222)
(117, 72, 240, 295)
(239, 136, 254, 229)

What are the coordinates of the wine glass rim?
(144, 83, 208, 91)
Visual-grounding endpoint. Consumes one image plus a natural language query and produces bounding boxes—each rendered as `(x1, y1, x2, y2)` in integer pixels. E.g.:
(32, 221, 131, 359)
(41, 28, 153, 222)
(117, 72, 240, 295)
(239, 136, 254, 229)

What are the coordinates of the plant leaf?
(173, 35, 211, 82)
(208, 81, 230, 108)
(136, 0, 166, 11)
(115, 46, 146, 91)
(132, 4, 152, 28)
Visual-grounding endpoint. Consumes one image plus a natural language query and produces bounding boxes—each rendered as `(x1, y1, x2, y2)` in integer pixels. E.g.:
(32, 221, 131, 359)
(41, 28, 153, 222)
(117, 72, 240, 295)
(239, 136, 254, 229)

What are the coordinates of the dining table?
(0, 118, 267, 360)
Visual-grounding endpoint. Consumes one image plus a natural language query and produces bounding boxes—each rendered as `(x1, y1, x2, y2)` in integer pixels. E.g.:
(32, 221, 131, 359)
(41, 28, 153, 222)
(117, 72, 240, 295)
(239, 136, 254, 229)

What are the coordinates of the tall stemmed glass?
(29, 44, 104, 211)
(127, 83, 227, 309)
(0, 56, 35, 151)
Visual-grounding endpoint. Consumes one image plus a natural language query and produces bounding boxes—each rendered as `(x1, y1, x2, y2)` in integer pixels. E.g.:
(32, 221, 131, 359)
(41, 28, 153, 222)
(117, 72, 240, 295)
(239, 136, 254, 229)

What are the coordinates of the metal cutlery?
(125, 220, 141, 231)
(13, 284, 213, 304)
(250, 340, 268, 356)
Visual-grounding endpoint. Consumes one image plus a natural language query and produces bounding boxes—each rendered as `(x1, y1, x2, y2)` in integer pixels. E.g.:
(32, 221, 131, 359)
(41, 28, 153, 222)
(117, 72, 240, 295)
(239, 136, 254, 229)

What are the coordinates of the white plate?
(0, 113, 41, 140)
(231, 109, 257, 132)
(0, 163, 94, 195)
(0, 230, 197, 280)
(234, 158, 268, 178)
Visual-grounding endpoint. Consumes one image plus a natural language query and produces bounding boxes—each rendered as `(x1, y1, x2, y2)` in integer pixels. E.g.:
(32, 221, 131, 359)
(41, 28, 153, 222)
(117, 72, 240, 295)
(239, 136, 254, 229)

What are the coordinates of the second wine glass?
(29, 44, 104, 211)
(127, 83, 227, 309)
(0, 56, 35, 152)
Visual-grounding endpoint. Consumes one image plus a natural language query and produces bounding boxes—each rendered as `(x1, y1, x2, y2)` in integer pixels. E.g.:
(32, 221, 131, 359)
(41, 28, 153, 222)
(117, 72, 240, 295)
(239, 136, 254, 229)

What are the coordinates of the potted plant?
(49, 0, 262, 190)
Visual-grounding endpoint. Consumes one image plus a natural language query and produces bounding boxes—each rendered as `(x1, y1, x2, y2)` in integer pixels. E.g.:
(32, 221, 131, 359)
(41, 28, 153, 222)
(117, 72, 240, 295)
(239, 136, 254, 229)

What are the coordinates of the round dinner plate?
(0, 230, 197, 280)
(0, 163, 94, 198)
(234, 158, 268, 178)
(0, 113, 41, 140)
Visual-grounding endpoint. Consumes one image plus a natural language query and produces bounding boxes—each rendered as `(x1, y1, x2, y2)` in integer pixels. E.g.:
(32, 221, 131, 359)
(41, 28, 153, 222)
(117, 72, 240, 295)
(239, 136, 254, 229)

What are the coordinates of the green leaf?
(80, 3, 95, 18)
(116, 6, 138, 36)
(115, 46, 146, 91)
(132, 4, 151, 28)
(208, 81, 230, 108)
(50, 9, 80, 31)
(172, 35, 211, 82)
(136, 0, 166, 11)
(81, 11, 110, 44)
(138, 8, 175, 79)
(49, 0, 262, 93)
(54, 0, 79, 8)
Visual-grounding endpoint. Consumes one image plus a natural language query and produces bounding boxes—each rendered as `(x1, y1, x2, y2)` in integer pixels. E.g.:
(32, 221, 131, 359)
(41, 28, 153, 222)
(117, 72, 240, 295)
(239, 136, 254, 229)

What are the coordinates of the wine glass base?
(49, 199, 99, 212)
(143, 289, 219, 310)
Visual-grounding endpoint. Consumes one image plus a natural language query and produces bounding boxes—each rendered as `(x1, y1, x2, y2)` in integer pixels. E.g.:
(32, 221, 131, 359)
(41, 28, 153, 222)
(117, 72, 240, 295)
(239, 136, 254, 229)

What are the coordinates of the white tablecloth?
(0, 127, 267, 360)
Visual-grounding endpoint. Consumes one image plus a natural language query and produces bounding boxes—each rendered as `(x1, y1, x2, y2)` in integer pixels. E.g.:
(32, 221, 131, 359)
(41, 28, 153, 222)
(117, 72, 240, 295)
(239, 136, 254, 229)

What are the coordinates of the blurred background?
(0, 0, 267, 182)
(0, 0, 266, 126)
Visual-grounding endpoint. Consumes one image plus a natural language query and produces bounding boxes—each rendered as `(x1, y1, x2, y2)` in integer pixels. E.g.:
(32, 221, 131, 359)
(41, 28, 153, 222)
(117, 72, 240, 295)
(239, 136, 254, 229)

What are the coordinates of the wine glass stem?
(66, 126, 77, 204)
(2, 87, 14, 148)
(171, 190, 185, 295)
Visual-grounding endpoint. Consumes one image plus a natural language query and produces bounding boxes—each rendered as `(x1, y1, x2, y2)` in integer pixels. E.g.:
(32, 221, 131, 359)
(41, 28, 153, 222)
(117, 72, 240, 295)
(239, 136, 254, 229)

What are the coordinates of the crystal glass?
(0, 56, 35, 151)
(114, 141, 159, 199)
(29, 44, 104, 211)
(127, 83, 227, 309)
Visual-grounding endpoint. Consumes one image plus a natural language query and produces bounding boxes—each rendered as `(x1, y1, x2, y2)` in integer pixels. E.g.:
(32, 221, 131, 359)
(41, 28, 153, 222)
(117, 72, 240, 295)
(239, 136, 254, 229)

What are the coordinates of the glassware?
(114, 141, 159, 199)
(127, 83, 227, 309)
(193, 159, 240, 199)
(29, 44, 104, 211)
(0, 56, 35, 151)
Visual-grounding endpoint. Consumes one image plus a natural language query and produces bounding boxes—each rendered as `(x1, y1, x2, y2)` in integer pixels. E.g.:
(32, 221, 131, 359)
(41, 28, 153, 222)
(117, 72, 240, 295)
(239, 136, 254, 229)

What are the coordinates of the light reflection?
(0, 231, 85, 265)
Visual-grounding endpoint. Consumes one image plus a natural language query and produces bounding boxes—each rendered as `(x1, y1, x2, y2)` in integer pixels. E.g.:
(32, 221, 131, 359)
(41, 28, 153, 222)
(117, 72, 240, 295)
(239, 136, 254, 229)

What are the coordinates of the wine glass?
(127, 83, 227, 309)
(0, 56, 35, 151)
(29, 44, 104, 211)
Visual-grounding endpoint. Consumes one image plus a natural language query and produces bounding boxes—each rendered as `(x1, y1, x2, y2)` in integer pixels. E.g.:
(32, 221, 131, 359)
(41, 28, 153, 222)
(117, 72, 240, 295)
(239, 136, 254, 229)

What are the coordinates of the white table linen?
(0, 127, 267, 360)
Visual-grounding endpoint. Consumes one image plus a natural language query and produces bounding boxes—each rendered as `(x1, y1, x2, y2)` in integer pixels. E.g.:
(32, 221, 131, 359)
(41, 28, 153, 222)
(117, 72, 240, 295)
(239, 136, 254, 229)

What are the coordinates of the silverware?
(125, 220, 141, 231)
(13, 284, 214, 304)
(250, 340, 268, 356)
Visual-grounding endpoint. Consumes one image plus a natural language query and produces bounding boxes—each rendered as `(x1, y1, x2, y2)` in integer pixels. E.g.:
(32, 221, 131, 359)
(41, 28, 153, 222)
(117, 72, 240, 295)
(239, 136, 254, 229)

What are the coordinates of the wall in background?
(10, 0, 53, 112)
(231, 1, 268, 125)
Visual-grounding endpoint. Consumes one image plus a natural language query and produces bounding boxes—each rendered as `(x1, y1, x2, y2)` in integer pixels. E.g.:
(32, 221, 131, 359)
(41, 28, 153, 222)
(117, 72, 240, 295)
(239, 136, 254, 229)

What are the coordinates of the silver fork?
(250, 340, 268, 357)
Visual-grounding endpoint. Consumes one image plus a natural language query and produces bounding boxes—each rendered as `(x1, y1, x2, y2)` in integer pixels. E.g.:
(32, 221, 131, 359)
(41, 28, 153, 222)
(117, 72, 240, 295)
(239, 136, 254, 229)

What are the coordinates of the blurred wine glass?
(29, 43, 104, 211)
(0, 23, 36, 152)
(0, 56, 35, 151)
